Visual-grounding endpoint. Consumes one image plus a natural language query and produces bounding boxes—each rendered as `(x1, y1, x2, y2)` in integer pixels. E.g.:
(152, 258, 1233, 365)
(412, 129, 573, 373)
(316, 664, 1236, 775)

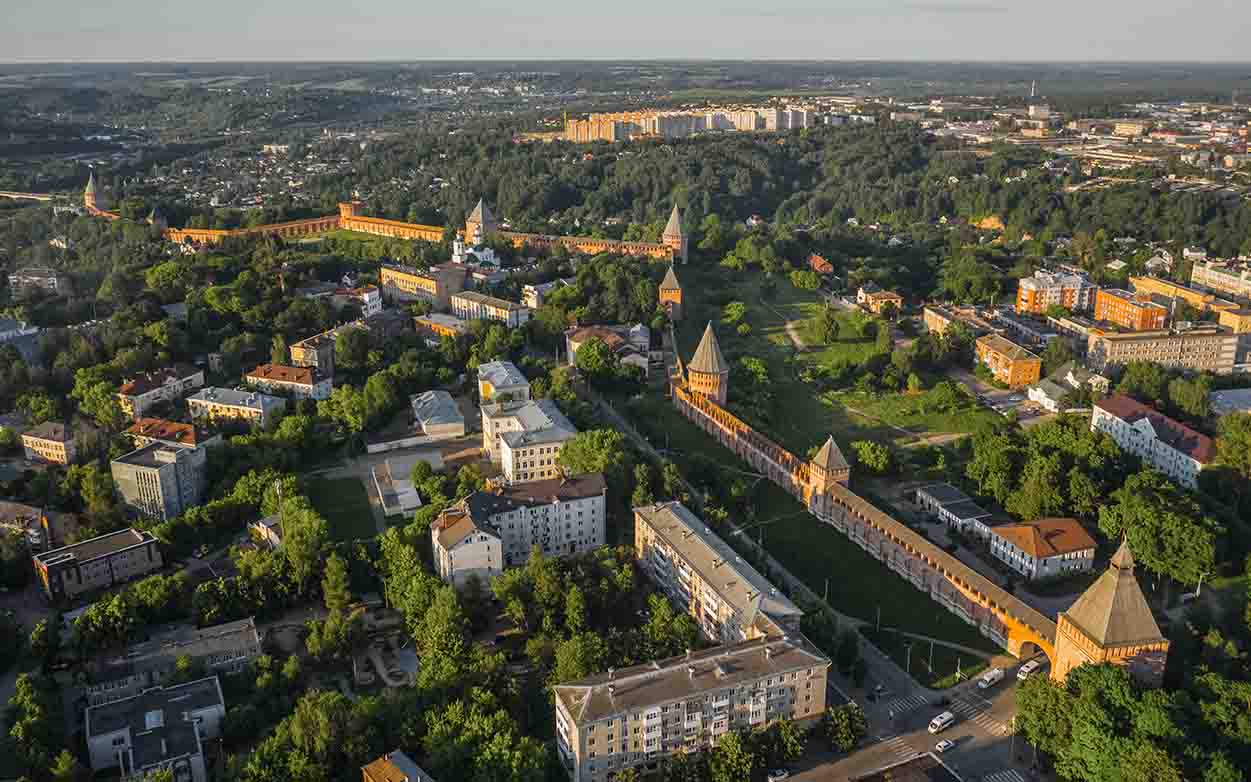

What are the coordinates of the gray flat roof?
(34, 528, 154, 566)
(188, 386, 284, 411)
(478, 360, 528, 390)
(495, 399, 577, 448)
(1210, 388, 1251, 417)
(554, 636, 827, 725)
(85, 676, 224, 766)
(916, 483, 969, 506)
(942, 499, 994, 522)
(635, 501, 802, 630)
(95, 618, 259, 683)
(113, 441, 180, 469)
(412, 390, 464, 428)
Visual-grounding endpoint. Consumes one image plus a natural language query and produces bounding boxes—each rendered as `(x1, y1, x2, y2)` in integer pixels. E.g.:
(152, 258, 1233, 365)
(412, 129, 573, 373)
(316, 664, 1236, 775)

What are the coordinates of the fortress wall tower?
(687, 323, 729, 405)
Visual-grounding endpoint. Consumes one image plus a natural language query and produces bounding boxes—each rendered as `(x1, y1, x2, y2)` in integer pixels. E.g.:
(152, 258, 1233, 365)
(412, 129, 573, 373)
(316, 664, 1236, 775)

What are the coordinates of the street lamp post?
(1196, 571, 1209, 597)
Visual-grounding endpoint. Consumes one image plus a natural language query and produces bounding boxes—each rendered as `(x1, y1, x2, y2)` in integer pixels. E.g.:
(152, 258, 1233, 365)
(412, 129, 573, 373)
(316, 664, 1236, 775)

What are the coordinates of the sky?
(4, 0, 1248, 62)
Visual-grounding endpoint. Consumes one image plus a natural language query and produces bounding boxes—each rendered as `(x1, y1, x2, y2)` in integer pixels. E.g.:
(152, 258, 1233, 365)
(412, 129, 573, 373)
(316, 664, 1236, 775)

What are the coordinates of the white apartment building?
(1091, 394, 1214, 488)
(187, 387, 287, 429)
(1191, 259, 1251, 300)
(116, 364, 206, 419)
(461, 474, 607, 567)
(430, 507, 503, 589)
(85, 676, 225, 782)
(482, 397, 577, 472)
(634, 502, 803, 645)
(554, 637, 829, 782)
(450, 290, 531, 328)
(988, 518, 1097, 582)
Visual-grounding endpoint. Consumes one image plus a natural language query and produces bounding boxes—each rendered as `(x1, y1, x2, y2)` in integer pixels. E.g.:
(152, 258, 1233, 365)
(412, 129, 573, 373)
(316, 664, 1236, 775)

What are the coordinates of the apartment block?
(289, 326, 342, 377)
(1091, 395, 1214, 488)
(85, 676, 225, 782)
(1086, 325, 1238, 374)
(554, 637, 829, 782)
(411, 390, 466, 441)
(8, 266, 70, 294)
(1094, 288, 1168, 330)
(922, 305, 994, 337)
(856, 283, 903, 315)
(1191, 260, 1251, 301)
(450, 290, 531, 327)
(466, 474, 606, 567)
(33, 528, 163, 601)
(1015, 271, 1096, 314)
(116, 364, 205, 419)
(493, 400, 579, 484)
(21, 421, 77, 464)
(187, 387, 286, 429)
(1217, 307, 1251, 334)
(414, 313, 470, 343)
(244, 363, 333, 401)
(112, 440, 207, 521)
(85, 617, 262, 706)
(975, 334, 1042, 389)
(379, 263, 466, 309)
(635, 502, 803, 644)
(1128, 276, 1238, 314)
(989, 518, 1097, 582)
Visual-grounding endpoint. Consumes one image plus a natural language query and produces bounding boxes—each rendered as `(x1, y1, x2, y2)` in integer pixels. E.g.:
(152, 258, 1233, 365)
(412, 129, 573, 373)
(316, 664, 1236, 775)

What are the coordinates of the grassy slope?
(306, 477, 377, 541)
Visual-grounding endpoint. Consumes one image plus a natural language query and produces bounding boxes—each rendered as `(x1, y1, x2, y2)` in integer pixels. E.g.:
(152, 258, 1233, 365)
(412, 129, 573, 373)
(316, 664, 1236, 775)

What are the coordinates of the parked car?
(935, 739, 956, 753)
(1018, 660, 1043, 680)
(767, 770, 791, 782)
(978, 667, 1005, 689)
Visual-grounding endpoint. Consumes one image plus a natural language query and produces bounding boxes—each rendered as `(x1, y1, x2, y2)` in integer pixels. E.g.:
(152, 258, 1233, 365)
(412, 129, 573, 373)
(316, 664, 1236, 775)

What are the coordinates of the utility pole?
(876, 605, 881, 633)
(1010, 716, 1018, 760)
(929, 640, 934, 674)
(905, 642, 912, 676)
(824, 578, 829, 603)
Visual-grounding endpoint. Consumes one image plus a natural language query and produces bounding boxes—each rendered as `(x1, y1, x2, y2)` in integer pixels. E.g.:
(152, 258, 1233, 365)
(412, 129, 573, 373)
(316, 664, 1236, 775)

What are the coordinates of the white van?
(1017, 660, 1042, 680)
(928, 711, 956, 734)
(978, 667, 1005, 689)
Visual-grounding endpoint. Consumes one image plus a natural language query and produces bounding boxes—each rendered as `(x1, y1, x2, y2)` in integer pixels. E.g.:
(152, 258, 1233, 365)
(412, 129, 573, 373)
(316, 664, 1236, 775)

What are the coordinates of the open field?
(306, 477, 377, 541)
(622, 392, 1000, 654)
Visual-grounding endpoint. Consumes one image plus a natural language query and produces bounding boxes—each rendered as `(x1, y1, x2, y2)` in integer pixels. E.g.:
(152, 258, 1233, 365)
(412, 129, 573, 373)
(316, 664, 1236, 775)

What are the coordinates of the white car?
(978, 667, 1005, 689)
(935, 739, 956, 753)
(1018, 660, 1043, 680)
(928, 711, 956, 734)
(767, 771, 791, 782)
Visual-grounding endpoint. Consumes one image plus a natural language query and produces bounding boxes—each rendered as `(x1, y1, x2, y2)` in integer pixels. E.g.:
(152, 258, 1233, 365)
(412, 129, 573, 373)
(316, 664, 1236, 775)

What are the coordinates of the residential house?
(430, 507, 503, 589)
(33, 528, 163, 601)
(450, 290, 531, 327)
(244, 363, 333, 401)
(187, 387, 286, 429)
(565, 324, 651, 376)
(975, 334, 1042, 388)
(21, 421, 77, 464)
(458, 474, 607, 568)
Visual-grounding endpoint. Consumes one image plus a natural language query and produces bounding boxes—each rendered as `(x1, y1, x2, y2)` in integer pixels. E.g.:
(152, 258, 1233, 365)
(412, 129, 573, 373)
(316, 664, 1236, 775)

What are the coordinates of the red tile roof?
(127, 418, 205, 447)
(245, 363, 317, 386)
(1095, 394, 1216, 463)
(993, 518, 1097, 559)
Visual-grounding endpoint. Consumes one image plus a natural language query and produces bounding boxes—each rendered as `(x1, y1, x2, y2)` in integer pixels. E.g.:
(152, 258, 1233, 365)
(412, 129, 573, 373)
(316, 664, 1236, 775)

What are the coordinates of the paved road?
(791, 678, 1036, 782)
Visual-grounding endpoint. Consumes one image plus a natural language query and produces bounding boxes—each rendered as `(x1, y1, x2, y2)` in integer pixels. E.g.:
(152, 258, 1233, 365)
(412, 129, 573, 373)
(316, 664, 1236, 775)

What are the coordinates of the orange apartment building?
(378, 263, 466, 309)
(1128, 276, 1238, 315)
(1015, 271, 1096, 315)
(975, 334, 1042, 388)
(1094, 288, 1168, 330)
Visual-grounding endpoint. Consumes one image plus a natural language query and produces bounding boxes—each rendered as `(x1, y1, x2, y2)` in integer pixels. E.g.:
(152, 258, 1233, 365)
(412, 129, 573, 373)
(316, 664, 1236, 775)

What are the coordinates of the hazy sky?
(5, 0, 1247, 62)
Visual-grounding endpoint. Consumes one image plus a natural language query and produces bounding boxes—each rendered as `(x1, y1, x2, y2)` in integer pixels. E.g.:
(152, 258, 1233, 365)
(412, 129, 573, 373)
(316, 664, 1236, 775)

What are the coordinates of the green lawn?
(861, 628, 990, 689)
(306, 477, 378, 541)
(622, 392, 1000, 655)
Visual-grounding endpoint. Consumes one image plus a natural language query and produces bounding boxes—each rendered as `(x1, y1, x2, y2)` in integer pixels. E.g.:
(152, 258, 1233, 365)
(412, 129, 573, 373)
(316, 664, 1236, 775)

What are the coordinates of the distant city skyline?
(4, 0, 1248, 63)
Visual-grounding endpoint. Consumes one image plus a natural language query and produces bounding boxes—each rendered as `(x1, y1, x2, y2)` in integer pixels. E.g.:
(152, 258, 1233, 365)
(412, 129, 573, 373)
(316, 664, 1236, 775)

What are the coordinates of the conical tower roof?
(688, 322, 727, 375)
(85, 172, 96, 196)
(660, 265, 681, 291)
(469, 198, 494, 224)
(1060, 539, 1163, 647)
(663, 204, 684, 239)
(813, 436, 849, 472)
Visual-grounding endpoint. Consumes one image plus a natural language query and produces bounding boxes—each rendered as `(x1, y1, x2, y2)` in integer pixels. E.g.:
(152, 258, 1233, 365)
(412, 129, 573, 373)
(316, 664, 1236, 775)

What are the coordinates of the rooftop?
(635, 501, 802, 631)
(492, 399, 577, 448)
(118, 364, 202, 397)
(1061, 541, 1164, 648)
(916, 482, 970, 506)
(188, 387, 285, 412)
(688, 322, 728, 375)
(415, 313, 470, 331)
(977, 333, 1039, 361)
(464, 474, 606, 519)
(992, 518, 1097, 558)
(34, 527, 154, 566)
(22, 421, 71, 442)
(95, 618, 260, 682)
(660, 265, 681, 291)
(127, 418, 211, 448)
(362, 750, 434, 782)
(850, 752, 964, 782)
(812, 436, 849, 473)
(452, 290, 528, 312)
(553, 635, 827, 725)
(1209, 388, 1251, 417)
(246, 363, 319, 386)
(432, 507, 499, 550)
(84, 676, 224, 767)
(113, 441, 185, 469)
(412, 390, 464, 428)
(478, 360, 528, 391)
(1094, 394, 1216, 463)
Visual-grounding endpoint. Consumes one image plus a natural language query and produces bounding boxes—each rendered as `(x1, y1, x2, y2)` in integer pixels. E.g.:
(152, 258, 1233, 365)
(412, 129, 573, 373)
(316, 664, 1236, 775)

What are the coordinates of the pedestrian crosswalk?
(982, 769, 1025, 782)
(883, 693, 929, 716)
(951, 697, 1010, 736)
(878, 735, 917, 761)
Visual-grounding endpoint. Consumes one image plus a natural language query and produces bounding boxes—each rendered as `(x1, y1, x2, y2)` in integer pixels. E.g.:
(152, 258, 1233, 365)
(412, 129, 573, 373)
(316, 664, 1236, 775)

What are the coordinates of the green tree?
(1098, 469, 1219, 587)
(49, 748, 89, 782)
(1167, 374, 1211, 420)
(709, 731, 756, 782)
(270, 333, 289, 365)
(1005, 453, 1067, 519)
(322, 553, 351, 614)
(1117, 361, 1170, 405)
(722, 301, 748, 324)
(850, 440, 891, 474)
(822, 703, 867, 752)
(790, 269, 821, 290)
(575, 337, 619, 386)
(335, 327, 371, 372)
(558, 429, 631, 484)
